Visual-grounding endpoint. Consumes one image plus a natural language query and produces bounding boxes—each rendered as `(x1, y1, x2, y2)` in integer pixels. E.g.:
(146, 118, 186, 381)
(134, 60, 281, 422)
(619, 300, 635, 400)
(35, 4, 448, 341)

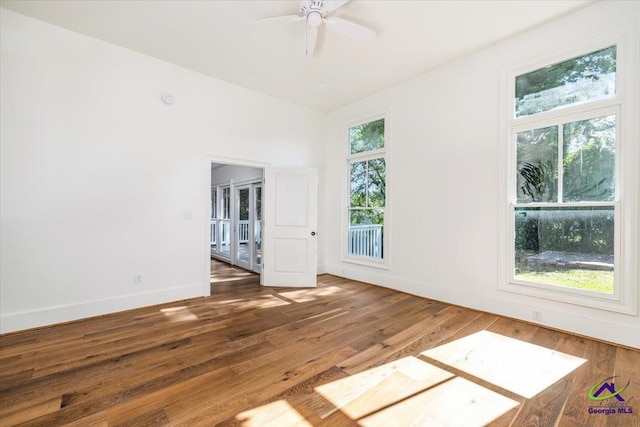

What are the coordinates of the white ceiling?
(1, 0, 595, 112)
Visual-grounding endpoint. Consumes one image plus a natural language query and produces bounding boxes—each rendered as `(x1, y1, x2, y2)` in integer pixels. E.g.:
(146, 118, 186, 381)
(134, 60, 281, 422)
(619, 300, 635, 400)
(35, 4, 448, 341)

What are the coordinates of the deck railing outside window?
(211, 219, 261, 245)
(237, 220, 253, 243)
(349, 224, 383, 259)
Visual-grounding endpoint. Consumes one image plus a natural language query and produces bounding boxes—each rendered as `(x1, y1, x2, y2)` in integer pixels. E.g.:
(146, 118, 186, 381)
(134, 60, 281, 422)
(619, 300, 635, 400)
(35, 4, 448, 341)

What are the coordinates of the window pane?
(220, 220, 231, 256)
(238, 188, 249, 221)
(368, 158, 386, 207)
(222, 187, 230, 219)
(348, 209, 383, 259)
(350, 118, 384, 154)
(514, 206, 614, 294)
(516, 126, 558, 203)
(255, 186, 262, 221)
(350, 161, 367, 207)
(211, 188, 217, 219)
(515, 46, 616, 117)
(563, 115, 615, 202)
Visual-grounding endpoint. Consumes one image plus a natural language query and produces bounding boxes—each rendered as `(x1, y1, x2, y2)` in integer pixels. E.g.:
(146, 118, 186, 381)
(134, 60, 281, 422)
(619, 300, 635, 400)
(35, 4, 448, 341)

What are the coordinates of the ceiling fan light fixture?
(251, 0, 376, 57)
(307, 11, 323, 27)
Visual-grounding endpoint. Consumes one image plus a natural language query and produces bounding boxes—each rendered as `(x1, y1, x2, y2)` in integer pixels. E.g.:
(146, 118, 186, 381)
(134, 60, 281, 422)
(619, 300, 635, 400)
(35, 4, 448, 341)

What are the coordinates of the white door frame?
(204, 155, 269, 297)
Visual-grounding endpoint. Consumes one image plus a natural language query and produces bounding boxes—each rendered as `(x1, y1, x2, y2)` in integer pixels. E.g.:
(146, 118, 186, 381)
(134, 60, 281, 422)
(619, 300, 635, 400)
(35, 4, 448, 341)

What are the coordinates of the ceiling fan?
(250, 0, 376, 57)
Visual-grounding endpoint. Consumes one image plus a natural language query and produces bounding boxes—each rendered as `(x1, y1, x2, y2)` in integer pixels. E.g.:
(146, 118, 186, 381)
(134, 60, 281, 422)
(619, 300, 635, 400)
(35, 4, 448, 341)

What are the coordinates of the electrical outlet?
(134, 274, 142, 284)
(532, 309, 543, 322)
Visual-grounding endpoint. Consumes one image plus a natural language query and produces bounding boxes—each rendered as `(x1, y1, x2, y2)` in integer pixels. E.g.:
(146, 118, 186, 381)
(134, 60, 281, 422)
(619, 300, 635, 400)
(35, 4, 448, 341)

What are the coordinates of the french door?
(210, 186, 231, 261)
(234, 183, 262, 273)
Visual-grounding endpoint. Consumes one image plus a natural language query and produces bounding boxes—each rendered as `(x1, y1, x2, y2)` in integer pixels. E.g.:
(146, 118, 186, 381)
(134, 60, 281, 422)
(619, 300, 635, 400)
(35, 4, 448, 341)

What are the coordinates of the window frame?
(498, 30, 638, 315)
(342, 113, 391, 269)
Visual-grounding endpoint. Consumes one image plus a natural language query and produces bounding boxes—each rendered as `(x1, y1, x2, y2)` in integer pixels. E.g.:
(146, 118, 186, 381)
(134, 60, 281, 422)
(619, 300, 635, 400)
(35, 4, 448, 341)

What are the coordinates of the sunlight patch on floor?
(160, 306, 198, 322)
(279, 286, 352, 303)
(314, 356, 454, 419)
(358, 376, 519, 427)
(211, 274, 255, 284)
(235, 400, 312, 427)
(421, 330, 586, 398)
(215, 296, 290, 310)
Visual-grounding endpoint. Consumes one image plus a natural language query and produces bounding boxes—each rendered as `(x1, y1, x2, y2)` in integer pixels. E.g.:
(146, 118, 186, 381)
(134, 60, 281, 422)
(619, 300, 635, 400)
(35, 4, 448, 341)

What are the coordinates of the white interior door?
(262, 168, 317, 287)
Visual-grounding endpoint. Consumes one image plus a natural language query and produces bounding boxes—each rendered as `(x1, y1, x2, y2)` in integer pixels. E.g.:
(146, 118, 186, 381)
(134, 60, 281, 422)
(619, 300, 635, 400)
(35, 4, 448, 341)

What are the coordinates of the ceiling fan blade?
(245, 15, 302, 25)
(323, 0, 350, 13)
(324, 16, 376, 41)
(305, 23, 318, 57)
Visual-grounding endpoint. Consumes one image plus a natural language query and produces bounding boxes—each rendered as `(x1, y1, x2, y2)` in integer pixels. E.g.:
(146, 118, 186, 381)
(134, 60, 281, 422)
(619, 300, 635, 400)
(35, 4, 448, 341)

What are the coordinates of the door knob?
(311, 231, 316, 236)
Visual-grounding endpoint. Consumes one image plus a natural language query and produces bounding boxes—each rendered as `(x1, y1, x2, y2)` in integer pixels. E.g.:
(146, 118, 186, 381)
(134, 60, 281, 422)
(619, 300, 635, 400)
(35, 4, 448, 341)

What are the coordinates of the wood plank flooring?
(1, 260, 638, 426)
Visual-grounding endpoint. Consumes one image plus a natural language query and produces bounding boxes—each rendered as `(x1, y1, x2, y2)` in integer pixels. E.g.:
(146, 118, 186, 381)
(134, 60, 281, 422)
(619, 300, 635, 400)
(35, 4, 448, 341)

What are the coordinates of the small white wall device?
(161, 93, 174, 105)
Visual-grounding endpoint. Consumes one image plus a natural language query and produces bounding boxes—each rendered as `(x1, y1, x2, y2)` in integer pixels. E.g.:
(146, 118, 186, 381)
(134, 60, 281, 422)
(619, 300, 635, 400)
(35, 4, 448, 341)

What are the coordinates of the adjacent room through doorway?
(210, 163, 264, 284)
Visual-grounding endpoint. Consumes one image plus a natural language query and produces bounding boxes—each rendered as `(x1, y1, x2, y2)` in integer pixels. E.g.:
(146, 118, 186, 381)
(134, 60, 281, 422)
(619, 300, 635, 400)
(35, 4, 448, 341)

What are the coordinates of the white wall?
(211, 164, 263, 187)
(0, 9, 324, 333)
(322, 1, 640, 348)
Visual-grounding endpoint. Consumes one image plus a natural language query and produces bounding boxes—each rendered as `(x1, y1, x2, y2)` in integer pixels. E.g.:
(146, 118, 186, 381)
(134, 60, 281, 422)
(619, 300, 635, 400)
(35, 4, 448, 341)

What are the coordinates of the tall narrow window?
(502, 39, 637, 314)
(346, 117, 388, 265)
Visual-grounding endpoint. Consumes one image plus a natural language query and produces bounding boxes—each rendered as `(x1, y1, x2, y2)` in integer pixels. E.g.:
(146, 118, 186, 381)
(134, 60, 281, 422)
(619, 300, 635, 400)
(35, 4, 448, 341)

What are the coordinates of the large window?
(345, 117, 388, 266)
(502, 37, 637, 314)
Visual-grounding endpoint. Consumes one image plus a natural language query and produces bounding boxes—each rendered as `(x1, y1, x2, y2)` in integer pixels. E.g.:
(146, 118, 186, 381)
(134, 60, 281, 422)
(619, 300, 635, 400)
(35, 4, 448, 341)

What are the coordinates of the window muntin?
(346, 118, 387, 264)
(515, 45, 616, 117)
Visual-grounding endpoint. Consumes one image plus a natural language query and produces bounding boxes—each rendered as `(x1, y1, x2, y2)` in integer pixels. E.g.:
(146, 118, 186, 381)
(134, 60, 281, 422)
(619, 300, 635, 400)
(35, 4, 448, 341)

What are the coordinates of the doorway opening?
(205, 159, 318, 297)
(210, 162, 264, 292)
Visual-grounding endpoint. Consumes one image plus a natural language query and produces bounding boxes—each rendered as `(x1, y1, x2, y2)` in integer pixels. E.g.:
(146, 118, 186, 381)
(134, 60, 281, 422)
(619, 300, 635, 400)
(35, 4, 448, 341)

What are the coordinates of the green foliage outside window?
(563, 116, 615, 202)
(516, 46, 616, 117)
(350, 119, 385, 154)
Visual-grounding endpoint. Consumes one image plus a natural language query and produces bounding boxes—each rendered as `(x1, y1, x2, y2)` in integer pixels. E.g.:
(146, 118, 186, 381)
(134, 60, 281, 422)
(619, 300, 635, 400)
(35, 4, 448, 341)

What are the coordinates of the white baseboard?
(324, 264, 640, 349)
(0, 284, 203, 334)
(317, 264, 327, 275)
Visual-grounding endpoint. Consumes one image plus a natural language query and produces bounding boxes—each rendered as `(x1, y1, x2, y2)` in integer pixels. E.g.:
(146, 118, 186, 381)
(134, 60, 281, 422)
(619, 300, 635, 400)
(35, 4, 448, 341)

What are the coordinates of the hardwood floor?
(1, 260, 638, 426)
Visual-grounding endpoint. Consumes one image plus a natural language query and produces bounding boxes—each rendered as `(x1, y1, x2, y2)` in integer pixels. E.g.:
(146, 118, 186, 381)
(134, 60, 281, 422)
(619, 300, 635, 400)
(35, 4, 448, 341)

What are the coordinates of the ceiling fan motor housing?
(300, 1, 326, 19)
